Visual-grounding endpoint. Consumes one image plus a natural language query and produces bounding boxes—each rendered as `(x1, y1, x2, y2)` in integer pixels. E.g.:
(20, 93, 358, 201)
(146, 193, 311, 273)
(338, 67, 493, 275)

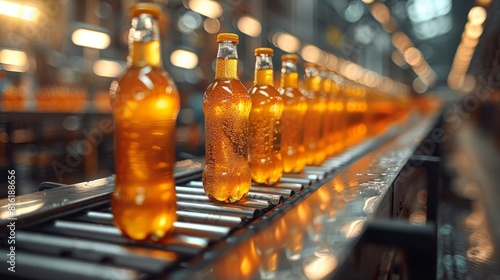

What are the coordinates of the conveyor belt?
(1, 113, 437, 279)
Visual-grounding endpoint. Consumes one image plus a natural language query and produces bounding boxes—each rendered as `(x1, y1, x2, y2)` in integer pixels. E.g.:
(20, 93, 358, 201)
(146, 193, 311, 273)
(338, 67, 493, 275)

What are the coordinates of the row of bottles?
(1, 86, 112, 112)
(1, 86, 26, 111)
(201, 33, 410, 204)
(110, 3, 410, 241)
(36, 86, 88, 112)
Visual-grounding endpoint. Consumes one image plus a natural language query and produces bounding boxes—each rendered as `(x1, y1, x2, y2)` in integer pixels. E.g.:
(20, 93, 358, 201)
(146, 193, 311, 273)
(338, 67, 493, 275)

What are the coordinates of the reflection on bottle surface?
(212, 238, 260, 279)
(254, 218, 287, 279)
(303, 248, 338, 280)
(306, 186, 333, 242)
(285, 202, 311, 261)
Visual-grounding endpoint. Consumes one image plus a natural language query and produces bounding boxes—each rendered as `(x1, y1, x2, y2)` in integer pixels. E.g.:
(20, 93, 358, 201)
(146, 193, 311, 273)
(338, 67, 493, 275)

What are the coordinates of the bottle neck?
(254, 55, 274, 85)
(330, 73, 344, 94)
(320, 71, 331, 93)
(128, 14, 162, 67)
(304, 66, 321, 92)
(215, 41, 239, 79)
(280, 60, 298, 88)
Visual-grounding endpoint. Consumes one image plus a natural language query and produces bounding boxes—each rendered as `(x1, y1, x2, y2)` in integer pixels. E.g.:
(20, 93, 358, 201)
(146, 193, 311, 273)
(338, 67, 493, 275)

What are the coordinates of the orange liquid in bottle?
(345, 83, 366, 147)
(370, 89, 389, 136)
(203, 34, 251, 202)
(279, 54, 307, 173)
(302, 63, 326, 165)
(329, 73, 346, 154)
(110, 5, 180, 241)
(248, 48, 283, 184)
(357, 86, 368, 143)
(319, 68, 335, 157)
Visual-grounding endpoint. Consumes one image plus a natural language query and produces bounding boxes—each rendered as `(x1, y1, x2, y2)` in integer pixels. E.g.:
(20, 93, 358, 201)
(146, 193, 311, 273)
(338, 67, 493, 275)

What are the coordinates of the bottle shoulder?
(110, 66, 179, 102)
(278, 87, 302, 100)
(248, 84, 282, 99)
(203, 79, 250, 101)
(300, 88, 316, 99)
(117, 66, 175, 87)
(318, 90, 330, 101)
(248, 85, 283, 113)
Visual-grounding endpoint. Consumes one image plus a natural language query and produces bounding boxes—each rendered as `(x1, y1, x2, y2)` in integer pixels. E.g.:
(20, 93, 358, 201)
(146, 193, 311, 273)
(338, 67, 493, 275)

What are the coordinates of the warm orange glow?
(72, 29, 110, 50)
(188, 0, 223, 18)
(371, 3, 391, 25)
(301, 44, 322, 63)
(462, 36, 479, 48)
(303, 252, 338, 280)
(476, 0, 492, 6)
(0, 49, 29, 72)
(383, 18, 398, 33)
(274, 32, 301, 53)
(465, 24, 484, 39)
(324, 54, 338, 71)
(0, 0, 39, 21)
(448, 5, 487, 90)
(468, 6, 487, 25)
(342, 62, 363, 81)
(391, 32, 413, 52)
(403, 47, 423, 66)
(237, 16, 261, 37)
(203, 18, 220, 34)
(93, 59, 122, 78)
(170, 49, 199, 69)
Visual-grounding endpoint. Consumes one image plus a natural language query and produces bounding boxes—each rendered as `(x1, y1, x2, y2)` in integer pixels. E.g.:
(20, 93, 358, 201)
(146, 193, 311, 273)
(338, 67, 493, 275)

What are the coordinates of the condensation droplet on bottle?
(134, 91, 146, 100)
(135, 187, 146, 205)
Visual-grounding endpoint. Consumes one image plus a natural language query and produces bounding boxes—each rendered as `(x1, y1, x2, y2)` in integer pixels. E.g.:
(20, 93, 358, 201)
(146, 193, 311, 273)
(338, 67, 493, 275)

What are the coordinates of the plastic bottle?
(302, 62, 326, 165)
(110, 3, 180, 241)
(319, 66, 335, 156)
(278, 54, 307, 173)
(329, 72, 346, 154)
(202, 33, 252, 202)
(248, 47, 284, 184)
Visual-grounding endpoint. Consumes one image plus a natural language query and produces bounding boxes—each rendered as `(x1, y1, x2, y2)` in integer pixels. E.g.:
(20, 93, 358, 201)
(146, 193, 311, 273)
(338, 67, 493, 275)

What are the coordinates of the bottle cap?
(217, 33, 239, 44)
(254, 47, 274, 56)
(130, 3, 161, 18)
(281, 54, 298, 62)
